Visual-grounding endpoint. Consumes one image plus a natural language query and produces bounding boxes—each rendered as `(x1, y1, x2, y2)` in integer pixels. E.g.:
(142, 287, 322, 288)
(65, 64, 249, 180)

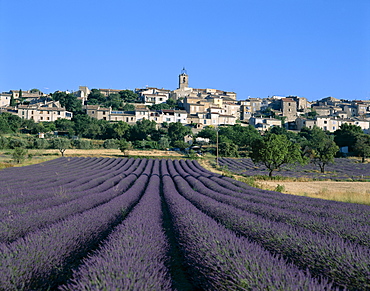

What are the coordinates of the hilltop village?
(1, 69, 370, 134)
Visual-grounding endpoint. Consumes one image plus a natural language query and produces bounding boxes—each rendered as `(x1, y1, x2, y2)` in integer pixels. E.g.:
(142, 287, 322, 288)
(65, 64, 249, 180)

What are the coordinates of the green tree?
(166, 98, 177, 108)
(168, 122, 192, 146)
(129, 119, 157, 141)
(219, 142, 239, 157)
(106, 93, 122, 110)
(19, 89, 22, 98)
(196, 126, 217, 144)
(0, 112, 22, 133)
(12, 147, 28, 164)
(112, 121, 130, 139)
(158, 136, 170, 150)
(52, 91, 82, 114)
(51, 138, 71, 157)
(119, 90, 139, 103)
(334, 123, 363, 153)
(10, 93, 16, 106)
(0, 115, 11, 134)
(172, 140, 188, 150)
(55, 119, 75, 135)
(122, 103, 135, 111)
(103, 139, 119, 149)
(87, 89, 106, 104)
(149, 103, 170, 110)
(33, 138, 50, 149)
(0, 136, 9, 149)
(251, 133, 306, 177)
(301, 126, 339, 173)
(118, 139, 131, 155)
(354, 134, 370, 163)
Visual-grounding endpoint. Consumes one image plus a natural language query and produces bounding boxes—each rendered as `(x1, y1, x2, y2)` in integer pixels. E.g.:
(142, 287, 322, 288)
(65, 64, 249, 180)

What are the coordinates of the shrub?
(8, 137, 28, 149)
(102, 139, 119, 149)
(0, 136, 9, 149)
(33, 138, 50, 149)
(12, 147, 28, 163)
(73, 139, 92, 149)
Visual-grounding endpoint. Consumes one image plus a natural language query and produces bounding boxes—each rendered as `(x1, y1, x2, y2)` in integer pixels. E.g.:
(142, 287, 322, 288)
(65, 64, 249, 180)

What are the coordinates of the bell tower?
(178, 67, 189, 89)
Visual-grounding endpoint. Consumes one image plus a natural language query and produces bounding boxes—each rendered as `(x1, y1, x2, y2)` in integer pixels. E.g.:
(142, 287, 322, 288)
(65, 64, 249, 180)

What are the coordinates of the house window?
(92, 111, 95, 114)
(47, 117, 50, 120)
(40, 116, 43, 120)
(324, 121, 327, 124)
(103, 111, 106, 115)
(22, 111, 25, 115)
(103, 117, 106, 120)
(57, 111, 61, 115)
(47, 111, 50, 114)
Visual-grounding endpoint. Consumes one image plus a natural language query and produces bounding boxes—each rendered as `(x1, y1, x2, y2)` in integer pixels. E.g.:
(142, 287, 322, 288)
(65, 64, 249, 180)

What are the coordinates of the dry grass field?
(259, 180, 370, 205)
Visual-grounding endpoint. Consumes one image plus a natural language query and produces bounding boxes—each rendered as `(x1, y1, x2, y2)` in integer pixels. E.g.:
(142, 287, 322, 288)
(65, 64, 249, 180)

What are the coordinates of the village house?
(295, 116, 370, 133)
(249, 117, 282, 131)
(135, 87, 171, 105)
(17, 100, 73, 122)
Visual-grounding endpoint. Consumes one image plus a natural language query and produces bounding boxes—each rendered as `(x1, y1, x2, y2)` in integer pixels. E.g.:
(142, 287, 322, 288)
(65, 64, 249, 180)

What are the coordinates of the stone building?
(17, 101, 72, 122)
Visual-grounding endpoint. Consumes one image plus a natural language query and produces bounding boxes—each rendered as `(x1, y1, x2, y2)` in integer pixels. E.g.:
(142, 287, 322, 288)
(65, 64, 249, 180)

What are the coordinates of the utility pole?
(216, 126, 219, 166)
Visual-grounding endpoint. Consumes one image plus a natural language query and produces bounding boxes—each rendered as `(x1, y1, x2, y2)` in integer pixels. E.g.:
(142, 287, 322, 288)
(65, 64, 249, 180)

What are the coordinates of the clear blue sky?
(1, 0, 369, 101)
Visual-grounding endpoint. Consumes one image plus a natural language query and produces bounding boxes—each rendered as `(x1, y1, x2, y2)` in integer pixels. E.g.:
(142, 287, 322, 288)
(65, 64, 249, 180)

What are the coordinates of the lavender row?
(1, 157, 127, 194)
(167, 160, 370, 290)
(218, 157, 370, 180)
(0, 158, 132, 209)
(177, 161, 370, 245)
(0, 157, 118, 198)
(162, 160, 334, 290)
(188, 160, 370, 224)
(0, 157, 105, 189)
(0, 159, 148, 243)
(62, 160, 172, 290)
(0, 160, 152, 290)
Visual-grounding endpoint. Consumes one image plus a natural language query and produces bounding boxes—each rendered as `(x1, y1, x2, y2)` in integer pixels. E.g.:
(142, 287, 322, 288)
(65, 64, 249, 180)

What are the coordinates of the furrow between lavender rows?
(187, 160, 370, 224)
(0, 160, 152, 290)
(60, 159, 172, 290)
(0, 159, 148, 243)
(168, 160, 370, 290)
(0, 157, 126, 197)
(162, 159, 334, 290)
(0, 158, 132, 208)
(177, 160, 370, 246)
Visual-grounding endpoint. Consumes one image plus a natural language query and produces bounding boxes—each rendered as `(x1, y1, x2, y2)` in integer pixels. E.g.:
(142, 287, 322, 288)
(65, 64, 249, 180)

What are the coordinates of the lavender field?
(218, 157, 370, 180)
(0, 157, 369, 290)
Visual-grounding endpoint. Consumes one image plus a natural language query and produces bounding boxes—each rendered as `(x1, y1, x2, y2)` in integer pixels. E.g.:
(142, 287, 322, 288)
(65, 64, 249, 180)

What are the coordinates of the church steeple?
(179, 67, 189, 89)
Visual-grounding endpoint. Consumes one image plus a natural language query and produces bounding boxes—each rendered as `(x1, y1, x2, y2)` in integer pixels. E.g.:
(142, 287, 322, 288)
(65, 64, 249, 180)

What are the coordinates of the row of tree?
(195, 124, 370, 175)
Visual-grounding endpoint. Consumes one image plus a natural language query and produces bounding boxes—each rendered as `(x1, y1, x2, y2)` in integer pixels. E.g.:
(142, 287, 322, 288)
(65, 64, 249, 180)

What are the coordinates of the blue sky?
(1, 0, 369, 101)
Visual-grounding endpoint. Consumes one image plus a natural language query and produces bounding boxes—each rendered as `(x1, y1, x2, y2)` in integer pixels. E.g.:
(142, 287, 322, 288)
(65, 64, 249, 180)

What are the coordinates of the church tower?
(179, 67, 189, 89)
